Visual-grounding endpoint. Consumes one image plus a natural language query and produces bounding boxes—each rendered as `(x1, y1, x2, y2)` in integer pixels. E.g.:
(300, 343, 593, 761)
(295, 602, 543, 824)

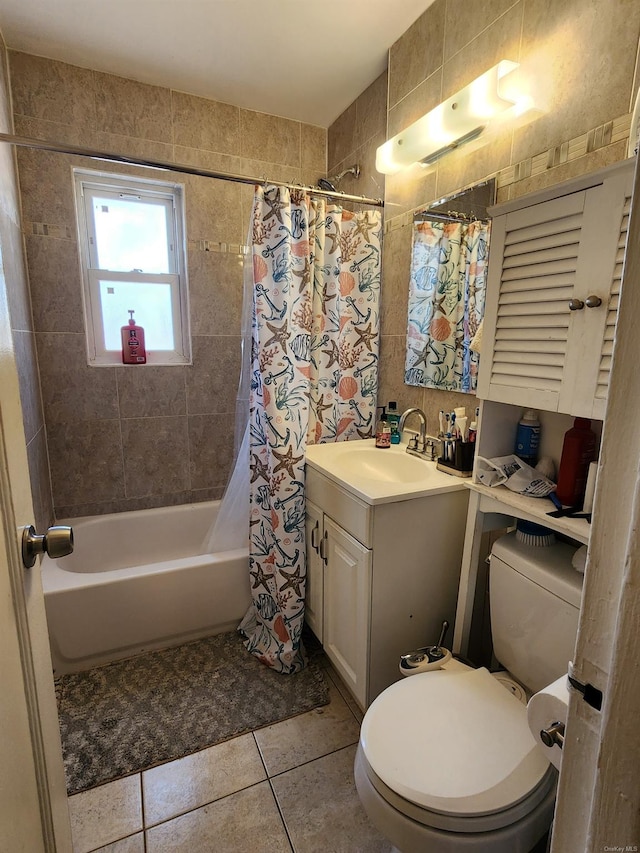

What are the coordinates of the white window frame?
(74, 169, 191, 366)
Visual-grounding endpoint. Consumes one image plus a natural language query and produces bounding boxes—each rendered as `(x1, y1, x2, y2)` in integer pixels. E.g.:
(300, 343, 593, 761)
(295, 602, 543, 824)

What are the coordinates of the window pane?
(99, 281, 175, 351)
(93, 197, 170, 273)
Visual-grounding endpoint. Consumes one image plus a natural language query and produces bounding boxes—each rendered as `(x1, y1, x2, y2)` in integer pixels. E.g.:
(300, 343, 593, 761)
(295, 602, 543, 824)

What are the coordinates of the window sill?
(88, 355, 192, 367)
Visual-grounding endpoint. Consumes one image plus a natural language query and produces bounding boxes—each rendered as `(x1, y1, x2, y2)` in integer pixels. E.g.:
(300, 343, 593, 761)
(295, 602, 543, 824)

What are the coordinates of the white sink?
(335, 447, 433, 483)
(305, 439, 464, 504)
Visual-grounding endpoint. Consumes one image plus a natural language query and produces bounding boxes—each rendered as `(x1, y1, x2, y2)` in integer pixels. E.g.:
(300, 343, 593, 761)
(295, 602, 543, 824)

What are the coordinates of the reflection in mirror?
(405, 179, 496, 393)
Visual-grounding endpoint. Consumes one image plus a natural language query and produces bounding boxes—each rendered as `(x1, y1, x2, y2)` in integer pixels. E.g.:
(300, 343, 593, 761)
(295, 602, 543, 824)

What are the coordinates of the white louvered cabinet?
(478, 160, 634, 418)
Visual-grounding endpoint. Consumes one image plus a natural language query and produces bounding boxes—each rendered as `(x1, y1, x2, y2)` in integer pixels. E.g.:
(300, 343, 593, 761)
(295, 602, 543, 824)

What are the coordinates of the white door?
(0, 280, 72, 847)
(550, 160, 640, 851)
(322, 516, 372, 708)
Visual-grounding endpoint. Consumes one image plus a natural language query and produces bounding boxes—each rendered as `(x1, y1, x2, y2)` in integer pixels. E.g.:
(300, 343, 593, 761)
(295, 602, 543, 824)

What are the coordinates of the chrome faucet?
(399, 407, 427, 447)
(399, 407, 440, 461)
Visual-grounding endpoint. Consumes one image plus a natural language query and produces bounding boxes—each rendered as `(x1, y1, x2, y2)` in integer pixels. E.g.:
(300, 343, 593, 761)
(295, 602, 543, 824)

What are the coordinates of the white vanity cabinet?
(305, 461, 468, 708)
(479, 159, 634, 420)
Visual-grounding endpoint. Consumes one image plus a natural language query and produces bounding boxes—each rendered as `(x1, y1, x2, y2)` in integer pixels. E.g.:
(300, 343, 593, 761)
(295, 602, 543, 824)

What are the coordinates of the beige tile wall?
(0, 37, 53, 531)
(9, 51, 327, 518)
(8, 1, 640, 516)
(327, 71, 387, 205)
(329, 0, 640, 433)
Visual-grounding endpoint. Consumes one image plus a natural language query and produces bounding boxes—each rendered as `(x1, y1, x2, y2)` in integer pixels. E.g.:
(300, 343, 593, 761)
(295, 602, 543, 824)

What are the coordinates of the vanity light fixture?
(376, 60, 528, 174)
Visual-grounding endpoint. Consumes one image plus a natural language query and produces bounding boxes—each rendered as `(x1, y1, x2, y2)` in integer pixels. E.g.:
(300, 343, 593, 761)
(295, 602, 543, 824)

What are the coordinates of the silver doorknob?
(568, 299, 584, 311)
(22, 524, 74, 569)
(585, 295, 602, 308)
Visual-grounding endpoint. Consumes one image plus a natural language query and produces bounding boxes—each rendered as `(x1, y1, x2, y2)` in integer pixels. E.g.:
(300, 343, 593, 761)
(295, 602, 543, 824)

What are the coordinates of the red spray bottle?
(121, 310, 146, 364)
(555, 418, 597, 506)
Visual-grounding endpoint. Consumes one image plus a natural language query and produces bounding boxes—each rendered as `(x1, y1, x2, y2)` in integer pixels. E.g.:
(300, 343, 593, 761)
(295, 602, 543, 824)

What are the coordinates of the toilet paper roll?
(526, 674, 570, 770)
(572, 544, 588, 574)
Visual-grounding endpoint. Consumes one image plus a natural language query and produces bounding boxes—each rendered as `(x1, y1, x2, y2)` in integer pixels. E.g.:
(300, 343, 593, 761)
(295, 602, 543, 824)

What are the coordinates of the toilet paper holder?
(539, 721, 565, 749)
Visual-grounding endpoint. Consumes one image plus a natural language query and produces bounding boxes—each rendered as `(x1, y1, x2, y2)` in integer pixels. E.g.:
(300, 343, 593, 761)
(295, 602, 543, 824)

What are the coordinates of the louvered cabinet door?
(478, 164, 634, 417)
(478, 191, 587, 411)
(590, 182, 633, 419)
(560, 170, 634, 418)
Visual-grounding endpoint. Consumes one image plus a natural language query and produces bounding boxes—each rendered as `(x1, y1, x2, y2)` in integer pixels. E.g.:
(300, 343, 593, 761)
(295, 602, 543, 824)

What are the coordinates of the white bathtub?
(42, 501, 251, 674)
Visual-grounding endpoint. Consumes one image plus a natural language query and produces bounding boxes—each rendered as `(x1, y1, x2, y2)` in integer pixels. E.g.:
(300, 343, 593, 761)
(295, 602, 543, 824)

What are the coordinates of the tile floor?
(67, 662, 395, 853)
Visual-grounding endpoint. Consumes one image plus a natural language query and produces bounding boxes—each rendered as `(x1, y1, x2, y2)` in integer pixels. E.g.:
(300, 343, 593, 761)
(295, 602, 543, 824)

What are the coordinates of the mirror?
(404, 179, 496, 392)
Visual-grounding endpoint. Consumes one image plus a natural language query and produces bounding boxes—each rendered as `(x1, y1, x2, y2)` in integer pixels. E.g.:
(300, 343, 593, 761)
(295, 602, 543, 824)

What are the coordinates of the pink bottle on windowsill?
(121, 309, 147, 364)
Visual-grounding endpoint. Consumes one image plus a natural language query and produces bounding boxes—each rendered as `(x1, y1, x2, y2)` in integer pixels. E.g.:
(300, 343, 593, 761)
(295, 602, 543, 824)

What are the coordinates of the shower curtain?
(238, 185, 382, 673)
(405, 219, 490, 393)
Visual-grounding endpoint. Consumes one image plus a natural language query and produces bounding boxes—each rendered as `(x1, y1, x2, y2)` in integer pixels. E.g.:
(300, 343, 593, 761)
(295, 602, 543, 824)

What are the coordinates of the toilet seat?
(360, 664, 556, 833)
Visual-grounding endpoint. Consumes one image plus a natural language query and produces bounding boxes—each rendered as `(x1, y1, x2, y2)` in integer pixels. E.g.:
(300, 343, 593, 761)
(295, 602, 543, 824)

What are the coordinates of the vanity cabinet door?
(304, 499, 324, 642)
(479, 164, 633, 418)
(322, 516, 372, 708)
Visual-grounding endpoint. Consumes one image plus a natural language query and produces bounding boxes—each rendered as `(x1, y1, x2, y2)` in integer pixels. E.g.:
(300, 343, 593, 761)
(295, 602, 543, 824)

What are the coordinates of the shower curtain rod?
(414, 209, 489, 224)
(0, 133, 384, 208)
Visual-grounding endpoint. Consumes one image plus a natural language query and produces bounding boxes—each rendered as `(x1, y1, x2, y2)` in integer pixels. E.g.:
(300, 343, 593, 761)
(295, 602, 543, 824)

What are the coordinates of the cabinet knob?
(319, 531, 328, 565)
(568, 298, 584, 311)
(310, 521, 319, 552)
(585, 295, 602, 308)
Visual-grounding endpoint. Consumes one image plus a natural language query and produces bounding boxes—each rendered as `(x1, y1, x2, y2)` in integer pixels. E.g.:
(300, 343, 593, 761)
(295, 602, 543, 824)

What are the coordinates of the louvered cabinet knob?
(569, 295, 602, 311)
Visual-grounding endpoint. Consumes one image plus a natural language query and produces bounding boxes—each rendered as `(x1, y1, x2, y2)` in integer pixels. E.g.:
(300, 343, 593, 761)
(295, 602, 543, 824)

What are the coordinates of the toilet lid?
(360, 666, 550, 817)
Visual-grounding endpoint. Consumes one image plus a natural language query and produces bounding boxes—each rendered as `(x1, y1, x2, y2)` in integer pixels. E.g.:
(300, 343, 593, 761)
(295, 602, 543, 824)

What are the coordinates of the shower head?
(317, 164, 361, 194)
(330, 164, 361, 183)
(318, 178, 337, 192)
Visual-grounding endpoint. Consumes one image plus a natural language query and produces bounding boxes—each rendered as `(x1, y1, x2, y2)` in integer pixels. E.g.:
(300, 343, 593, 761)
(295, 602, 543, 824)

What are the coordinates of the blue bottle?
(387, 401, 401, 444)
(514, 410, 541, 466)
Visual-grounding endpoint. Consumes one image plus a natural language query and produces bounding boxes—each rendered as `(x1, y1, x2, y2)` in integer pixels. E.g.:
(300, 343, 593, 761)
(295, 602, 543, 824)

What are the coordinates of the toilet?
(355, 531, 583, 853)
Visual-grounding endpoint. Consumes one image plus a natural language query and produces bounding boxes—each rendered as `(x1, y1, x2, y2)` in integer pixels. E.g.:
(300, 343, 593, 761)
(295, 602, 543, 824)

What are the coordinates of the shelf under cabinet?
(465, 481, 591, 545)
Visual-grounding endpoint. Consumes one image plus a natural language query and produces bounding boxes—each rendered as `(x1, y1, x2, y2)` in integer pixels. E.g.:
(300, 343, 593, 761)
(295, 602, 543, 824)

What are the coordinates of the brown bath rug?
(55, 630, 330, 794)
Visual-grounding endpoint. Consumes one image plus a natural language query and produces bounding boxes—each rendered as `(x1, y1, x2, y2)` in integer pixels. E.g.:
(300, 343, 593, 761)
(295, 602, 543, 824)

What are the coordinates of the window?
(74, 170, 191, 365)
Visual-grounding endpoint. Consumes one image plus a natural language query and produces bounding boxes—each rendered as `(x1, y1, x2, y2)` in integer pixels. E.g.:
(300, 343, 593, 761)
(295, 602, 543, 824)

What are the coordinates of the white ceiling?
(0, 0, 436, 127)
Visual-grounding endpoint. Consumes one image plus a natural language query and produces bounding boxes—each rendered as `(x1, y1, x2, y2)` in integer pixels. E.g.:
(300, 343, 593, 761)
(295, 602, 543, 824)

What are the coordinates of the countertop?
(304, 439, 467, 505)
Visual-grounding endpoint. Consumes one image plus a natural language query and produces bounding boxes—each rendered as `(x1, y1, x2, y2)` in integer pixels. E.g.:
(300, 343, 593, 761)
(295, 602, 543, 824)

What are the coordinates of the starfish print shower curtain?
(238, 186, 382, 673)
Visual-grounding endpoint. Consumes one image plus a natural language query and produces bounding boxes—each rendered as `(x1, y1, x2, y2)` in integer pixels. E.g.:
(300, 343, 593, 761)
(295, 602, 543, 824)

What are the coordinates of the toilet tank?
(489, 531, 584, 694)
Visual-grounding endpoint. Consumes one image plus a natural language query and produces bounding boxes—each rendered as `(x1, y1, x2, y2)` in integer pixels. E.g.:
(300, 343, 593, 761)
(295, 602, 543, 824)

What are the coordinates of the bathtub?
(42, 501, 251, 675)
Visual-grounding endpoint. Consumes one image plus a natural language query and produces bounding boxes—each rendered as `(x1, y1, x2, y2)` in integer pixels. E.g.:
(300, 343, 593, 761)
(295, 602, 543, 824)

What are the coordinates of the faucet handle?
(424, 435, 442, 461)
